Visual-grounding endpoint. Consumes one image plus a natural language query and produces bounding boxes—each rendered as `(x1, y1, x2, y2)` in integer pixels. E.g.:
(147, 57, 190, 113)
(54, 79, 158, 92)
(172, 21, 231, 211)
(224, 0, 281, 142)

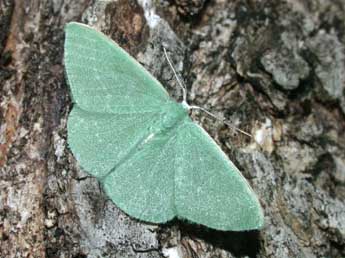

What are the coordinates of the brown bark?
(0, 0, 344, 257)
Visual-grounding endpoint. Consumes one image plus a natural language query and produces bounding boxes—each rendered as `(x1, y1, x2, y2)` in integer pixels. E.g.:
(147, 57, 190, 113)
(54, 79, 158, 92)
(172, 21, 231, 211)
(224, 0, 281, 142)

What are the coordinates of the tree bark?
(1, 0, 344, 257)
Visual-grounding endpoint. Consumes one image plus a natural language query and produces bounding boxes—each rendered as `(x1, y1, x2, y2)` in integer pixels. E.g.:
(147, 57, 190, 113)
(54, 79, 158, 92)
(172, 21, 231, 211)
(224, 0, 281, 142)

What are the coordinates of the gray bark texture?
(1, 0, 345, 257)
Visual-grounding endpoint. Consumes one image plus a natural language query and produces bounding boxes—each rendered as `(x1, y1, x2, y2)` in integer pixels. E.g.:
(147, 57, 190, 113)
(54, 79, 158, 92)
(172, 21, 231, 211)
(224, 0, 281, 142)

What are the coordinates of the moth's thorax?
(142, 103, 188, 145)
(160, 102, 188, 130)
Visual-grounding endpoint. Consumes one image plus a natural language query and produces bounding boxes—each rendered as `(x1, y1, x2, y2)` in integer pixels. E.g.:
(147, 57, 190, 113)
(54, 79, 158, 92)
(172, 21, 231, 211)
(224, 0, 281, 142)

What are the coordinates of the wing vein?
(66, 64, 169, 101)
(137, 134, 177, 218)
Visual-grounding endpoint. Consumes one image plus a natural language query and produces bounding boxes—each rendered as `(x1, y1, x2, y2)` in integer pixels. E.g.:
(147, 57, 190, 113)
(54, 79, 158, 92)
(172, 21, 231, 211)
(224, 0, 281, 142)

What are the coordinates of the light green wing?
(64, 22, 170, 114)
(67, 107, 162, 179)
(102, 128, 178, 223)
(175, 122, 264, 231)
(100, 117, 263, 230)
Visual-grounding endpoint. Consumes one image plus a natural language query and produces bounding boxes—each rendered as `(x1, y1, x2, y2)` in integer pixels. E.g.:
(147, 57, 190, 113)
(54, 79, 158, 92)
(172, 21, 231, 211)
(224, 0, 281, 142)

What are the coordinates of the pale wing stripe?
(67, 63, 167, 102)
(135, 135, 177, 219)
(69, 109, 159, 161)
(68, 33, 99, 43)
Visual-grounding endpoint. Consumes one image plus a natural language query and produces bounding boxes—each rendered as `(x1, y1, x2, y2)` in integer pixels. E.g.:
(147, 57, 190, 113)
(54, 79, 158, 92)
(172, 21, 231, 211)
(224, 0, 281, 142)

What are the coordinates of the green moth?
(64, 22, 264, 231)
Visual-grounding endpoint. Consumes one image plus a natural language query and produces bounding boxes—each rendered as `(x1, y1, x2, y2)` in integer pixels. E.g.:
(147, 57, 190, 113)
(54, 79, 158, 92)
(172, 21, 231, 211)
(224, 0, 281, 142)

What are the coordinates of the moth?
(64, 22, 264, 231)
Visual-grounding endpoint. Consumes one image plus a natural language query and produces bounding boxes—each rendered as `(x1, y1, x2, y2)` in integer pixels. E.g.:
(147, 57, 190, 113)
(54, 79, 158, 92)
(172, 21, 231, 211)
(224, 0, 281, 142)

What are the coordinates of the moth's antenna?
(163, 47, 252, 138)
(189, 105, 252, 138)
(163, 47, 188, 104)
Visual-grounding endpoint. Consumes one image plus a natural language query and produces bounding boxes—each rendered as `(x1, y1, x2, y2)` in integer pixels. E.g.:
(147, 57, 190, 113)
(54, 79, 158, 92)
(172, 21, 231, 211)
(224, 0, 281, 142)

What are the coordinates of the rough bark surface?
(0, 0, 344, 258)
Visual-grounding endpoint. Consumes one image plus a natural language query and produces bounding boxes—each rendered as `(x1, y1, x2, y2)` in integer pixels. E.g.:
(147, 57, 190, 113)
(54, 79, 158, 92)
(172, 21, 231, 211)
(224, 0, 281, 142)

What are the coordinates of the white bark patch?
(138, 0, 161, 28)
(53, 132, 65, 162)
(254, 118, 274, 153)
(162, 247, 182, 258)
